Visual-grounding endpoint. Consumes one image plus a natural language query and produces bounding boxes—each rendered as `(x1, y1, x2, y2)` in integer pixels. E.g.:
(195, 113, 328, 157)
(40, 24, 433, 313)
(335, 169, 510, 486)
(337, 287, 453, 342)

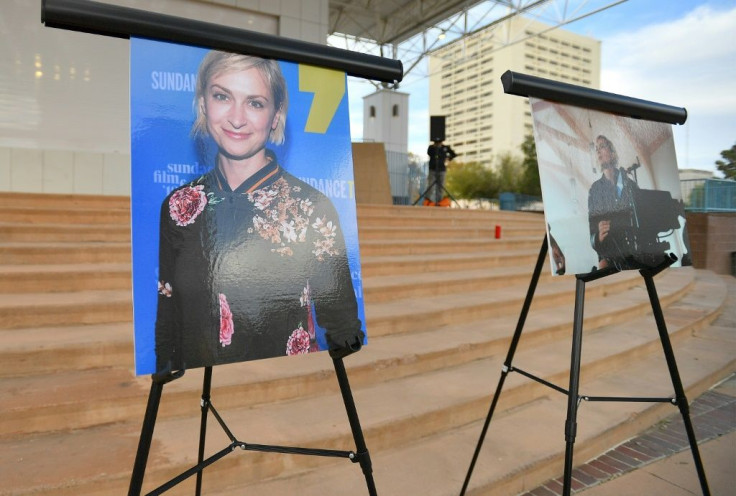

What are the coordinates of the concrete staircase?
(0, 192, 732, 496)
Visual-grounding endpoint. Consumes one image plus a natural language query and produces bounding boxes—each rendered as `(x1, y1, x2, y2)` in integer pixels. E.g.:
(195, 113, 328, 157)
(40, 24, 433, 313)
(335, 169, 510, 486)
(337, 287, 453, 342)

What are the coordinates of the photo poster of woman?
(130, 38, 367, 376)
(528, 97, 692, 276)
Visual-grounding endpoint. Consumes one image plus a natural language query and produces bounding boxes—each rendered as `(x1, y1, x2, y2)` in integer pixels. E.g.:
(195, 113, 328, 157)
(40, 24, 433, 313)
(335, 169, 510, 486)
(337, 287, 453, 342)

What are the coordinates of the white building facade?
(429, 16, 601, 166)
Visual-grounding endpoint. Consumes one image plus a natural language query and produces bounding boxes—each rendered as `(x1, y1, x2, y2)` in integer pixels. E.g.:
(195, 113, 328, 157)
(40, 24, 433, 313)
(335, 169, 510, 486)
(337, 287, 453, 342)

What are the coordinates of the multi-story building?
(429, 16, 601, 166)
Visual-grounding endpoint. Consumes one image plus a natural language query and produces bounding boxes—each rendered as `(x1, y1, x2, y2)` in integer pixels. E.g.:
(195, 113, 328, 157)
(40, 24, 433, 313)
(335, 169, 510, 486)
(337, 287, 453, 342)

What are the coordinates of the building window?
(392, 104, 399, 117)
(369, 106, 376, 118)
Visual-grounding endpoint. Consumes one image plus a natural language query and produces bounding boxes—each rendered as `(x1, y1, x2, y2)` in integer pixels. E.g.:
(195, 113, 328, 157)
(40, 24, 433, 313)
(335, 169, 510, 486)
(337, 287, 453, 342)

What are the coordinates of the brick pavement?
(521, 376, 736, 495)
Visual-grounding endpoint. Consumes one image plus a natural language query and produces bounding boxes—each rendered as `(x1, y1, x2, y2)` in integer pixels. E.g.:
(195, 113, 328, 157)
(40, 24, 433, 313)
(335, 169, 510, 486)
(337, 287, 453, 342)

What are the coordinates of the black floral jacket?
(155, 153, 363, 371)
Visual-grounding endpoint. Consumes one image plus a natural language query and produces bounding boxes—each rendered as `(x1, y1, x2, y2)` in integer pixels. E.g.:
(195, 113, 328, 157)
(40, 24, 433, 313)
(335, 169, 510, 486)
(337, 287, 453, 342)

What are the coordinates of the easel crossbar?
(511, 367, 678, 404)
(153, 435, 356, 494)
(511, 367, 568, 396)
(239, 443, 355, 459)
(582, 395, 676, 403)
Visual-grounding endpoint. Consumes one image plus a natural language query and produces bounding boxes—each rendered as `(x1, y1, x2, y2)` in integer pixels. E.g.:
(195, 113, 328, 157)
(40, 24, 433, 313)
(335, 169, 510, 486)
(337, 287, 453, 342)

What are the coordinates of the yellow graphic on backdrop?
(299, 65, 345, 134)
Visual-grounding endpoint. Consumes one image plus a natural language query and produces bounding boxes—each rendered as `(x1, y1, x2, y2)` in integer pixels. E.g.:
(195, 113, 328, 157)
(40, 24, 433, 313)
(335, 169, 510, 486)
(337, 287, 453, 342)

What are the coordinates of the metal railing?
(681, 179, 736, 212)
(386, 151, 426, 205)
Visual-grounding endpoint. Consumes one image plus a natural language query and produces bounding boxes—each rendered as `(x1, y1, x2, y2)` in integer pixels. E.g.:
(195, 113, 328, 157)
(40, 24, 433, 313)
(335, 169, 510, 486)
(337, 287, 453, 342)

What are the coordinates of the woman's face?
(596, 137, 614, 169)
(202, 67, 281, 161)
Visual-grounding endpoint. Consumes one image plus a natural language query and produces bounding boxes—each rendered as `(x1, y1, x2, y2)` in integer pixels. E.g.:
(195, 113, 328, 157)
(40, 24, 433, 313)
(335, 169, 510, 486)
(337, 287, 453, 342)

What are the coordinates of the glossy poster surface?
(529, 98, 692, 276)
(131, 38, 366, 375)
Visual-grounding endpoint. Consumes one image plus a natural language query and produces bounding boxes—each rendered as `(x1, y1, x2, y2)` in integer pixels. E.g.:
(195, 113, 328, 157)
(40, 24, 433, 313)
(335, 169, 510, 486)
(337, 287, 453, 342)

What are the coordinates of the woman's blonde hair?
(596, 134, 619, 168)
(192, 51, 288, 145)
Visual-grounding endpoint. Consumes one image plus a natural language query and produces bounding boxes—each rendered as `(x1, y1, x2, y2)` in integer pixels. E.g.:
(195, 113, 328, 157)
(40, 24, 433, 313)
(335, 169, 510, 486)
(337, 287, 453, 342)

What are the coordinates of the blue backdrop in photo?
(130, 37, 366, 375)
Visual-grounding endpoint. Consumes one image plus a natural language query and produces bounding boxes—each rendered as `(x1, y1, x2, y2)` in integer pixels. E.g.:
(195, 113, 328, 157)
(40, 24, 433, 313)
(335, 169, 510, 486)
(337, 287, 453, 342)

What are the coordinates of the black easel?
(459, 238, 710, 496)
(129, 354, 376, 495)
(41, 3, 400, 496)
(411, 178, 460, 207)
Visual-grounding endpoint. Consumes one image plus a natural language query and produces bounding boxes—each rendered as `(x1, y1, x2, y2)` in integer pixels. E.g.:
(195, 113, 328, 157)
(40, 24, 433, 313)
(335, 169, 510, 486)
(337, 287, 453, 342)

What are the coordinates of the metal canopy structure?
(329, 0, 483, 46)
(328, 0, 626, 86)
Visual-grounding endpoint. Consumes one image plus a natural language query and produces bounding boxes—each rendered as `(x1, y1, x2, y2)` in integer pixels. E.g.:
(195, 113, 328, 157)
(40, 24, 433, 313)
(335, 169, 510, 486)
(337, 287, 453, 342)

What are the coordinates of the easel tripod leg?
(333, 357, 377, 496)
(643, 274, 710, 495)
(195, 367, 213, 496)
(460, 237, 548, 495)
(562, 277, 586, 496)
(129, 379, 165, 496)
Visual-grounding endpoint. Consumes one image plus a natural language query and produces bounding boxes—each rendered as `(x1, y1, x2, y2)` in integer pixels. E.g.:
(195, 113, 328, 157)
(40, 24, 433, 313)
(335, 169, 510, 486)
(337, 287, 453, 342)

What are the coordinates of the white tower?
(362, 89, 409, 154)
(362, 90, 410, 201)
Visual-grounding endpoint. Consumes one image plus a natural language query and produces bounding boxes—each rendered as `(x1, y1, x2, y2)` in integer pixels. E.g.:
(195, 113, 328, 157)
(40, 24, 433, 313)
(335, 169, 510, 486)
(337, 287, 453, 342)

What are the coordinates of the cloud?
(601, 4, 736, 172)
(601, 5, 736, 115)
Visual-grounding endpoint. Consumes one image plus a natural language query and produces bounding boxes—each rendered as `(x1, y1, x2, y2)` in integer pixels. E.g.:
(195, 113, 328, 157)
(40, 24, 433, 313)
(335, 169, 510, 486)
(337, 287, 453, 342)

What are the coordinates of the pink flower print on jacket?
(286, 324, 311, 355)
(169, 185, 207, 226)
(218, 293, 234, 347)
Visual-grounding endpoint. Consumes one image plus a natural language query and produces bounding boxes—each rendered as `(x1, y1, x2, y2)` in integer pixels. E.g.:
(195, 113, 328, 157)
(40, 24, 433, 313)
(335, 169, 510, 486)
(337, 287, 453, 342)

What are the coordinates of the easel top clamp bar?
(500, 70, 686, 125)
(41, 0, 403, 84)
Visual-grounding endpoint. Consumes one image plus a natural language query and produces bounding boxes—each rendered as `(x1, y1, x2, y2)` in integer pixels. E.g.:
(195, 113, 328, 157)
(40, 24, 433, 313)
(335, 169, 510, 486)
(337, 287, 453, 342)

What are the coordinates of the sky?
(345, 0, 736, 175)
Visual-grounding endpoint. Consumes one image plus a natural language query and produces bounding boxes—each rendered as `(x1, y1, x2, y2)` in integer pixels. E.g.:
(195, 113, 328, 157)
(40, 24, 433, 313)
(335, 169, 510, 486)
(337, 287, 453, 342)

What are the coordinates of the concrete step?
(0, 322, 133, 378)
(0, 271, 729, 496)
(0, 195, 730, 496)
(199, 272, 735, 496)
(0, 222, 131, 243)
(0, 192, 130, 210)
(357, 224, 543, 241)
(2, 206, 130, 225)
(363, 268, 674, 338)
(358, 236, 542, 257)
(0, 269, 698, 437)
(0, 289, 132, 329)
(356, 213, 544, 229)
(362, 266, 553, 303)
(0, 242, 130, 264)
(0, 264, 628, 379)
(0, 263, 131, 293)
(361, 249, 542, 277)
(357, 204, 545, 224)
(219, 320, 734, 496)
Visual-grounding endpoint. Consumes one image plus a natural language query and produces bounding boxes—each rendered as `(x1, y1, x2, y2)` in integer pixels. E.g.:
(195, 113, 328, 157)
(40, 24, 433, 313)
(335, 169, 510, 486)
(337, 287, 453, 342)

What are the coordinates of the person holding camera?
(588, 135, 641, 270)
(426, 139, 457, 205)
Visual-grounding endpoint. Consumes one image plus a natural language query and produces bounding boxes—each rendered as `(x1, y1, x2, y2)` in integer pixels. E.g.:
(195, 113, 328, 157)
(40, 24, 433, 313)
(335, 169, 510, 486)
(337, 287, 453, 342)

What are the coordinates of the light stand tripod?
(412, 177, 459, 207)
(459, 237, 710, 496)
(129, 353, 376, 496)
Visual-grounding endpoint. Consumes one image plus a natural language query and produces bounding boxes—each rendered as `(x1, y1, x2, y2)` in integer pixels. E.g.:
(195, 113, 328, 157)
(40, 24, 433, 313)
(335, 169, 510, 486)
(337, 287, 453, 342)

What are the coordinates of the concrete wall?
(0, 146, 131, 196)
(1, 0, 327, 196)
(685, 212, 736, 276)
(351, 143, 392, 205)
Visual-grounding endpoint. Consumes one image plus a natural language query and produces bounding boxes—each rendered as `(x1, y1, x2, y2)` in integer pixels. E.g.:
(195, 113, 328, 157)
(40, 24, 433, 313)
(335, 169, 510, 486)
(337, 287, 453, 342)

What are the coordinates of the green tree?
(715, 143, 736, 179)
(519, 134, 542, 196)
(496, 152, 522, 193)
(445, 161, 498, 199)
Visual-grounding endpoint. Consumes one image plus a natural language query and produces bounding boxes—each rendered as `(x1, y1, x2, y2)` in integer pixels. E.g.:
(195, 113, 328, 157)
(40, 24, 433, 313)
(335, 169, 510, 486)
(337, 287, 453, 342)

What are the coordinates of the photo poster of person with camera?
(528, 98, 692, 276)
(130, 38, 367, 376)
